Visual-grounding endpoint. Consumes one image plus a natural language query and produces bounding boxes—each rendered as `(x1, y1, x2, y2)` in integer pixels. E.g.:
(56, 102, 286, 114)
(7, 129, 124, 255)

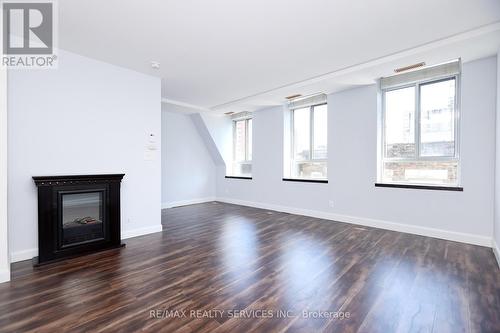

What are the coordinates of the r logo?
(2, 2, 53, 54)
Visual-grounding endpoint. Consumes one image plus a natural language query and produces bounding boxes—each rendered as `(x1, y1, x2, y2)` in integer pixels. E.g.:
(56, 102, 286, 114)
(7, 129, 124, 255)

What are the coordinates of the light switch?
(146, 132, 157, 151)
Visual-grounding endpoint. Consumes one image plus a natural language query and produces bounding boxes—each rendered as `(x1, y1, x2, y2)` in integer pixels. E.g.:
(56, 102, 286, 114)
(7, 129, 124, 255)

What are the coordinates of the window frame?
(379, 74, 461, 186)
(232, 118, 252, 176)
(290, 102, 328, 180)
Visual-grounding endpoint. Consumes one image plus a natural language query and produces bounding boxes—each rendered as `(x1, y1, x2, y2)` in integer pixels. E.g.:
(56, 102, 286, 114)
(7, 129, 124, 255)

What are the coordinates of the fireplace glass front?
(61, 191, 105, 247)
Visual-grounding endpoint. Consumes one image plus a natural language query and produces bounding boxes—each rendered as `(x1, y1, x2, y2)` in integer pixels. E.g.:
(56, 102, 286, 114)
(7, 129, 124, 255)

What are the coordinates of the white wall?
(161, 106, 216, 207)
(495, 53, 500, 263)
(217, 56, 497, 246)
(200, 113, 233, 166)
(0, 60, 9, 282)
(8, 50, 162, 262)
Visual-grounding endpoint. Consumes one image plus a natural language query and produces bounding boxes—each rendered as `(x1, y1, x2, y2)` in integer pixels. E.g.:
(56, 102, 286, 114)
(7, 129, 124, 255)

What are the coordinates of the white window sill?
(225, 175, 252, 180)
(282, 178, 328, 184)
(375, 183, 463, 191)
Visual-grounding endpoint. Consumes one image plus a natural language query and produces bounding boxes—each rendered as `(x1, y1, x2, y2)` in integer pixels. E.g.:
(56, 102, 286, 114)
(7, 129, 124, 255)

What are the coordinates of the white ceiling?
(58, 0, 500, 113)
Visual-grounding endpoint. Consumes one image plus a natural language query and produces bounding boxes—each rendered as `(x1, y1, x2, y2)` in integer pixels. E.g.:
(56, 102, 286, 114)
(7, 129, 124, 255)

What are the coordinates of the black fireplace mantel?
(33, 174, 125, 265)
(33, 174, 125, 186)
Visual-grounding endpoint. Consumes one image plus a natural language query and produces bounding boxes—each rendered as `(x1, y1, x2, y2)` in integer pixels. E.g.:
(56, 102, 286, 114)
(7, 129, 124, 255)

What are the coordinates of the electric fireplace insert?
(33, 174, 125, 265)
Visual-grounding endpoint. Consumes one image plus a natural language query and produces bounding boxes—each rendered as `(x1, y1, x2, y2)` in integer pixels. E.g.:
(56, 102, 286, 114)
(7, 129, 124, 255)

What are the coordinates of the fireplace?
(33, 174, 125, 265)
(61, 191, 104, 246)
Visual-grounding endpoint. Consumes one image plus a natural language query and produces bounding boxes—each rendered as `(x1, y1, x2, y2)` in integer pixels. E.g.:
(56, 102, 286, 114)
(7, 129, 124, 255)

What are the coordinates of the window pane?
(420, 79, 456, 157)
(293, 107, 310, 160)
(384, 87, 415, 158)
(313, 104, 327, 159)
(382, 160, 458, 185)
(232, 162, 252, 177)
(247, 119, 252, 161)
(234, 120, 246, 162)
(291, 161, 327, 179)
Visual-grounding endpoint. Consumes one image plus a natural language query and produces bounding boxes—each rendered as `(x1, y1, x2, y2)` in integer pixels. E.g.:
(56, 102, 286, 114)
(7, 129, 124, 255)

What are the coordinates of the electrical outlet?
(328, 200, 334, 208)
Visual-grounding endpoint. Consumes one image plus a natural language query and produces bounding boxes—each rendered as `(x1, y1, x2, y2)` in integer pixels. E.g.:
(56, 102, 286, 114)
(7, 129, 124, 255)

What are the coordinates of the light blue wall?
(161, 106, 217, 206)
(214, 57, 497, 244)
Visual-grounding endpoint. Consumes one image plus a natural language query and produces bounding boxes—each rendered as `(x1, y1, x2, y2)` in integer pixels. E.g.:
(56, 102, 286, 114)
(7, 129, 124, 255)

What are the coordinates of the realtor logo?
(2, 0, 57, 68)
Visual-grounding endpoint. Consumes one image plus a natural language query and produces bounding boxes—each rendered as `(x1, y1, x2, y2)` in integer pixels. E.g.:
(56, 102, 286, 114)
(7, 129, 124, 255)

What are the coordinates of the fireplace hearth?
(33, 174, 125, 265)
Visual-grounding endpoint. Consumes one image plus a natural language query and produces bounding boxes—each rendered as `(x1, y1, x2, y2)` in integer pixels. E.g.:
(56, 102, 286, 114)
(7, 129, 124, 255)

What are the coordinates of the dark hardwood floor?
(1, 202, 499, 332)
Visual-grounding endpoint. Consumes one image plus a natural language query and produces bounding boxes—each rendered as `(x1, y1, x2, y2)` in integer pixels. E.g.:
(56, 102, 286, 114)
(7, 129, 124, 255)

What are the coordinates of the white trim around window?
(285, 102, 328, 182)
(378, 71, 461, 188)
(229, 117, 252, 178)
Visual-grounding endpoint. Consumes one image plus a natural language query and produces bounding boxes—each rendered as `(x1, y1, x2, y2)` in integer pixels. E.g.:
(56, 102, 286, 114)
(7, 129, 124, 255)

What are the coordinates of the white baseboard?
(162, 197, 216, 209)
(122, 224, 163, 239)
(10, 248, 37, 263)
(216, 197, 492, 247)
(8, 200, 493, 264)
(0, 268, 10, 283)
(493, 239, 500, 269)
(10, 225, 163, 263)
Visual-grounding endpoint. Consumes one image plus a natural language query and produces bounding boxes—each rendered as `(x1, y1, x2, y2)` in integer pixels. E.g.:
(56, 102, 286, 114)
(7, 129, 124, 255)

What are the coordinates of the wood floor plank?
(0, 202, 498, 332)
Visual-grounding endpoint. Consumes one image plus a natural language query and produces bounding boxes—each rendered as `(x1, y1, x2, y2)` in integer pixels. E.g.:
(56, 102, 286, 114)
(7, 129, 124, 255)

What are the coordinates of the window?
(286, 96, 327, 181)
(231, 118, 252, 177)
(379, 61, 460, 187)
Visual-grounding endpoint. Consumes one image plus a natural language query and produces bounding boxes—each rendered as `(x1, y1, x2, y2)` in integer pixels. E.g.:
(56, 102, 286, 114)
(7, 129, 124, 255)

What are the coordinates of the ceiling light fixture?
(151, 61, 160, 69)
